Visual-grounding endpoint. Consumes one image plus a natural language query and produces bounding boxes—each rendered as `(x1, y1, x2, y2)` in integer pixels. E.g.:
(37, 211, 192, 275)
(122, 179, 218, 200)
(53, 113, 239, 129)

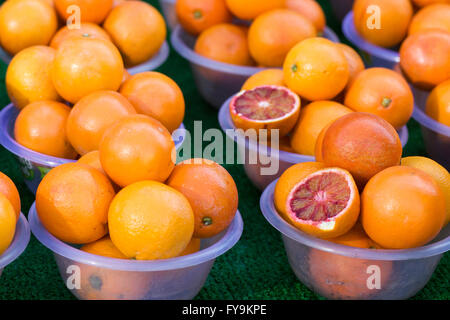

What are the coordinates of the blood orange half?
(285, 167, 360, 239)
(229, 85, 301, 137)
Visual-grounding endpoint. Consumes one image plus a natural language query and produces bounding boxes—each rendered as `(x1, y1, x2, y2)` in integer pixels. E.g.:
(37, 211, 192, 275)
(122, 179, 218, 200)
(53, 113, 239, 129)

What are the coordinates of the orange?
(399, 29, 450, 90)
(401, 156, 450, 226)
(344, 68, 414, 129)
(289, 101, 353, 156)
(50, 23, 112, 49)
(54, 0, 113, 24)
(314, 122, 332, 162)
(335, 43, 365, 88)
(166, 158, 239, 238)
(409, 4, 450, 35)
(51, 37, 124, 104)
(0, 194, 16, 256)
(362, 166, 446, 249)
(321, 112, 402, 187)
(108, 181, 194, 260)
(412, 0, 450, 7)
(327, 222, 381, 249)
(0, 172, 21, 221)
(224, 0, 284, 20)
(248, 9, 316, 67)
(274, 161, 327, 220)
(66, 90, 136, 155)
(103, 1, 166, 67)
(99, 115, 175, 187)
(81, 235, 127, 259)
(194, 23, 253, 66)
(175, 0, 231, 36)
(36, 163, 115, 244)
(425, 79, 450, 126)
(6, 45, 61, 109)
(0, 0, 58, 55)
(14, 101, 78, 159)
(119, 72, 185, 133)
(77, 151, 107, 176)
(241, 69, 285, 91)
(353, 0, 413, 47)
(179, 237, 201, 256)
(285, 0, 326, 32)
(283, 37, 349, 101)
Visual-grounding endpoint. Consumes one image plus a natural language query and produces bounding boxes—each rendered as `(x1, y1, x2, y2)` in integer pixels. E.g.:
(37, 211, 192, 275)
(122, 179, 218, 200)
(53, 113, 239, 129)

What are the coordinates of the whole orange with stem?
(14, 101, 78, 159)
(335, 43, 365, 89)
(320, 112, 402, 187)
(399, 30, 450, 90)
(54, 0, 113, 24)
(119, 72, 185, 133)
(344, 68, 414, 129)
(103, 1, 166, 67)
(99, 115, 175, 187)
(283, 37, 350, 101)
(50, 23, 112, 49)
(241, 69, 285, 91)
(6, 46, 61, 109)
(77, 151, 107, 176)
(0, 0, 58, 55)
(225, 0, 284, 20)
(66, 90, 136, 155)
(285, 0, 326, 32)
(0, 194, 16, 256)
(361, 166, 446, 249)
(51, 37, 124, 104)
(290, 101, 353, 156)
(0, 172, 21, 221)
(409, 4, 450, 35)
(248, 9, 316, 67)
(353, 0, 413, 48)
(166, 158, 238, 238)
(425, 79, 450, 126)
(175, 0, 231, 36)
(108, 180, 194, 260)
(36, 163, 115, 244)
(412, 0, 450, 7)
(81, 235, 127, 259)
(194, 23, 253, 66)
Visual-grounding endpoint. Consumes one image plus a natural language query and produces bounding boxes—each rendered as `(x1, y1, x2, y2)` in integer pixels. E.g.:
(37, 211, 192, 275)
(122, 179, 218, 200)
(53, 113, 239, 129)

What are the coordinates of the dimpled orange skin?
(274, 161, 327, 221)
(283, 38, 349, 101)
(81, 235, 128, 259)
(353, 0, 413, 48)
(51, 38, 124, 104)
(14, 101, 78, 159)
(99, 115, 175, 187)
(425, 79, 450, 126)
(166, 159, 239, 238)
(175, 0, 232, 36)
(335, 43, 365, 89)
(248, 9, 316, 68)
(399, 30, 450, 90)
(321, 112, 402, 187)
(108, 181, 195, 260)
(361, 166, 446, 249)
(6, 46, 61, 110)
(0, 194, 16, 256)
(120, 72, 185, 133)
(194, 24, 254, 66)
(50, 23, 112, 50)
(54, 0, 113, 24)
(286, 0, 326, 32)
(409, 4, 450, 35)
(225, 0, 284, 20)
(0, 172, 21, 221)
(241, 69, 285, 91)
(344, 68, 414, 129)
(103, 1, 166, 67)
(77, 151, 107, 176)
(36, 163, 115, 244)
(0, 0, 58, 55)
(66, 91, 136, 156)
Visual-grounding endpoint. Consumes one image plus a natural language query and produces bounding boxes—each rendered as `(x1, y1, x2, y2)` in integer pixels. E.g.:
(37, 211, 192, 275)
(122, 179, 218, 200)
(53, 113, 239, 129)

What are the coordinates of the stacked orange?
(0, 172, 21, 256)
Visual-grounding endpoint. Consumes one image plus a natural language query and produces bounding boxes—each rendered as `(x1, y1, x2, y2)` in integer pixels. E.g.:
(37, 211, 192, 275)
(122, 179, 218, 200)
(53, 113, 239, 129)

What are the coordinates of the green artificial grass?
(0, 0, 448, 300)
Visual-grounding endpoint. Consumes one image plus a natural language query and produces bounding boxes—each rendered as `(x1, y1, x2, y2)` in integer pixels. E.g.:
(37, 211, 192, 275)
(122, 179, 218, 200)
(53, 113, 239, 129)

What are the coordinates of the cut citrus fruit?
(285, 167, 360, 239)
(229, 85, 300, 137)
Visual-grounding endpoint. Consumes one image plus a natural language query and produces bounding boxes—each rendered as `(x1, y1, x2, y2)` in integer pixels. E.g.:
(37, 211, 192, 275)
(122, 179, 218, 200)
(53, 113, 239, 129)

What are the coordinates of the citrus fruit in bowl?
(0, 193, 17, 256)
(54, 0, 113, 24)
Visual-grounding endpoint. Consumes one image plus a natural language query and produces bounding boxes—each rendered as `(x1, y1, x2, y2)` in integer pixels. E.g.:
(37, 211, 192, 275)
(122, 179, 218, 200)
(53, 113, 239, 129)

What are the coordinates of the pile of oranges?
(0, 172, 21, 256)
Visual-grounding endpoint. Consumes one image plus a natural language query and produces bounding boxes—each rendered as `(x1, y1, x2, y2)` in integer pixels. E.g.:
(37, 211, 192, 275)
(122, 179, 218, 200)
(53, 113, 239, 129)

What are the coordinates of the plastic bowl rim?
(0, 213, 31, 269)
(412, 104, 450, 137)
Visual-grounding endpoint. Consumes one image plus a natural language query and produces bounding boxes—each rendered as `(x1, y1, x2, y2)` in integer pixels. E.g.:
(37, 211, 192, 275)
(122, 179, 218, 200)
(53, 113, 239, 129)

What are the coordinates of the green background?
(0, 0, 448, 300)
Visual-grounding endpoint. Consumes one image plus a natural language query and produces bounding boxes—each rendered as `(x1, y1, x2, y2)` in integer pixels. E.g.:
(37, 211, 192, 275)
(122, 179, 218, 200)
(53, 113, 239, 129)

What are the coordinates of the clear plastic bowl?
(330, 0, 354, 22)
(260, 180, 450, 300)
(342, 12, 400, 69)
(171, 25, 340, 109)
(0, 213, 31, 279)
(0, 103, 187, 195)
(0, 41, 170, 75)
(28, 203, 243, 300)
(159, 0, 178, 31)
(218, 96, 409, 191)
